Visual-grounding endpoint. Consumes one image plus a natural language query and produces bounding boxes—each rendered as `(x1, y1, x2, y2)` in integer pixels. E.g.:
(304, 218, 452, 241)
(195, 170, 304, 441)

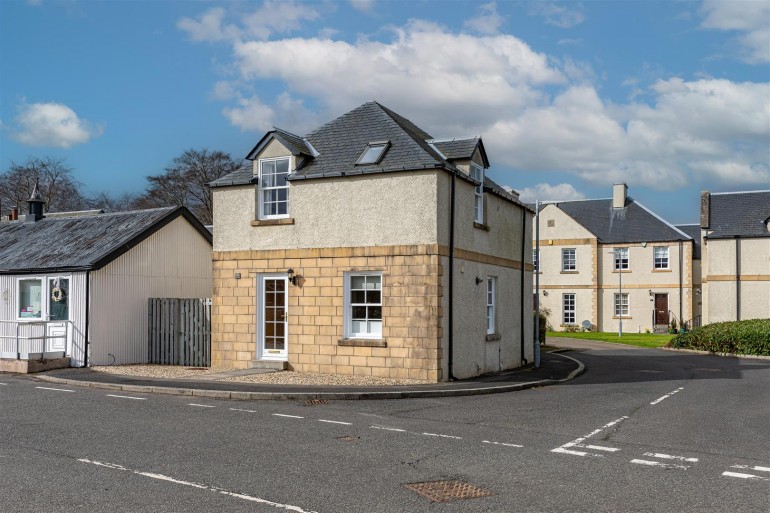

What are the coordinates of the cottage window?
(562, 248, 576, 271)
(470, 162, 484, 224)
(614, 293, 629, 317)
(18, 278, 43, 319)
(653, 246, 669, 269)
(562, 293, 576, 325)
(258, 158, 290, 219)
(614, 248, 629, 270)
(344, 273, 382, 338)
(486, 277, 496, 334)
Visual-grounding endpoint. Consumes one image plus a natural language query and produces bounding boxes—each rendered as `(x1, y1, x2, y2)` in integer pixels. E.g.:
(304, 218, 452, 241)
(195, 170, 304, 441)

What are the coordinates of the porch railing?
(0, 320, 70, 360)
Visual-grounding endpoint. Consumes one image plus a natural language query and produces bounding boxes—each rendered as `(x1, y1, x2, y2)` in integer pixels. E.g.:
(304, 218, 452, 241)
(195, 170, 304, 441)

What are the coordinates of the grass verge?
(547, 331, 674, 348)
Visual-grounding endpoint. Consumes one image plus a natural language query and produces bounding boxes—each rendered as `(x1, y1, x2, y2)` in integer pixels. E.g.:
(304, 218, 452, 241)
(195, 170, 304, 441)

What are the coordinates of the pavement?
(32, 350, 583, 400)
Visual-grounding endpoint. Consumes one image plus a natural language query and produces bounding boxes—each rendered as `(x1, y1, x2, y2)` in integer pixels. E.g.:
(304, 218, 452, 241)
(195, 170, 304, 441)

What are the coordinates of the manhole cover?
(403, 480, 494, 502)
(305, 399, 328, 405)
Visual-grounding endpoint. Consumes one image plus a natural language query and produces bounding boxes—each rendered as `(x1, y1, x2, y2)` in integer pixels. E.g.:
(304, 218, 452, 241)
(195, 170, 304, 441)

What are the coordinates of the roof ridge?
(710, 190, 770, 196)
(373, 102, 450, 166)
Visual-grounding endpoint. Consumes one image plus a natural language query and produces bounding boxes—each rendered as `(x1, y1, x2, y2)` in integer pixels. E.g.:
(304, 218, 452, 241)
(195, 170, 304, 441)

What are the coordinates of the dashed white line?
(423, 432, 462, 440)
(630, 459, 689, 470)
(650, 387, 684, 405)
(230, 408, 257, 413)
(0, 382, 8, 385)
(78, 458, 319, 512)
(188, 403, 215, 408)
(731, 464, 770, 473)
(370, 426, 406, 432)
(482, 440, 523, 448)
(551, 415, 628, 457)
(723, 471, 770, 481)
(35, 386, 74, 393)
(576, 444, 620, 452)
(106, 394, 146, 400)
(273, 413, 304, 419)
(643, 452, 698, 462)
(318, 419, 352, 425)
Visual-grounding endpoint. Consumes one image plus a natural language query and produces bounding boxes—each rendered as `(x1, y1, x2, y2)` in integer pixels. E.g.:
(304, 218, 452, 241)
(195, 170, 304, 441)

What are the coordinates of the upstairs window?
(562, 248, 576, 271)
(356, 141, 390, 165)
(470, 162, 484, 224)
(613, 248, 629, 270)
(258, 158, 290, 219)
(533, 249, 540, 272)
(653, 246, 669, 269)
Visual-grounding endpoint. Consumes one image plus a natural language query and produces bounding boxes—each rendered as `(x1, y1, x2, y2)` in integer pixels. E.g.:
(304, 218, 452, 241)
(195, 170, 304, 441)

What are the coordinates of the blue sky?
(1, 0, 768, 224)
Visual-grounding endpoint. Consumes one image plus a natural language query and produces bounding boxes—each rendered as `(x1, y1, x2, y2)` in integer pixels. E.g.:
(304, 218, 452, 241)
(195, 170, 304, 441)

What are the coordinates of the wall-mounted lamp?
(648, 290, 653, 296)
(475, 277, 484, 285)
(542, 290, 549, 296)
(287, 268, 298, 286)
(641, 242, 648, 248)
(234, 272, 241, 280)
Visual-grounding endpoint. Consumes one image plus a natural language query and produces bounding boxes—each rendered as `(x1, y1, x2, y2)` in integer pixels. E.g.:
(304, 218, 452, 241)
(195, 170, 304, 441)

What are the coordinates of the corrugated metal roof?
(0, 207, 212, 274)
(705, 190, 770, 239)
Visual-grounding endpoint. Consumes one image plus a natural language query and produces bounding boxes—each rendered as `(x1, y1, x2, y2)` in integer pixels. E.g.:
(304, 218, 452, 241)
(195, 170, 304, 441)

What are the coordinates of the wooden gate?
(148, 298, 211, 366)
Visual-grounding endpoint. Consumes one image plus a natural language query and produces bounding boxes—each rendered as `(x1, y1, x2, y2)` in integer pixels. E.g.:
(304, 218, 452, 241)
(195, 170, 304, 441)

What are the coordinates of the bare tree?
(0, 157, 88, 216)
(142, 149, 245, 224)
(88, 190, 143, 212)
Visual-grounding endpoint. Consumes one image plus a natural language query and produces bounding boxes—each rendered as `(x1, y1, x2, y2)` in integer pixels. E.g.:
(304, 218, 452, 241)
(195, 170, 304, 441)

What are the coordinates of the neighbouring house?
(0, 190, 213, 367)
(699, 190, 770, 324)
(534, 183, 696, 333)
(209, 101, 535, 381)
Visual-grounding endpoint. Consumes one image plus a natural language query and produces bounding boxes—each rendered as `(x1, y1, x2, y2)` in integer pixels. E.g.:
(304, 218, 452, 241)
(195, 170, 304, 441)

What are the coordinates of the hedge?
(668, 319, 770, 356)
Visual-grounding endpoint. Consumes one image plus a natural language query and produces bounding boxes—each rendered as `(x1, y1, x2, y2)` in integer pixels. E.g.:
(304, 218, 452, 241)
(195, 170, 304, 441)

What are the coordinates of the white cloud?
(530, 2, 586, 29)
(222, 92, 319, 134)
(701, 0, 770, 63)
(12, 102, 101, 148)
(349, 0, 375, 13)
(517, 183, 586, 203)
(464, 2, 505, 35)
(177, 8, 238, 42)
(222, 95, 275, 132)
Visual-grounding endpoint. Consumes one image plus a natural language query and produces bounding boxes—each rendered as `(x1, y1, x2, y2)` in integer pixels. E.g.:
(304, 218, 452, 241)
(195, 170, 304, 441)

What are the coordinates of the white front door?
(258, 276, 288, 361)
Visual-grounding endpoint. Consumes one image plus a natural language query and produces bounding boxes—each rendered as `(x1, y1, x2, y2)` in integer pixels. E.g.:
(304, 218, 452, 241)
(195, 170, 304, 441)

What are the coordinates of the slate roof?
(0, 207, 212, 274)
(208, 167, 254, 188)
(704, 190, 770, 239)
(676, 224, 701, 259)
(549, 198, 692, 244)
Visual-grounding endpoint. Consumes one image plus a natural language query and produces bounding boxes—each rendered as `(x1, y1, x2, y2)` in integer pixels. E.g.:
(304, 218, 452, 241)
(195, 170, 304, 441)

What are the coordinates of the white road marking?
(188, 403, 215, 408)
(723, 471, 770, 481)
(630, 459, 689, 470)
(230, 408, 257, 413)
(318, 419, 352, 425)
(551, 416, 628, 457)
(644, 452, 698, 462)
(273, 413, 304, 419)
(731, 464, 770, 473)
(78, 458, 319, 512)
(576, 444, 620, 452)
(482, 440, 523, 448)
(423, 432, 462, 440)
(650, 387, 684, 405)
(0, 382, 8, 385)
(35, 386, 74, 393)
(370, 426, 406, 432)
(106, 394, 146, 401)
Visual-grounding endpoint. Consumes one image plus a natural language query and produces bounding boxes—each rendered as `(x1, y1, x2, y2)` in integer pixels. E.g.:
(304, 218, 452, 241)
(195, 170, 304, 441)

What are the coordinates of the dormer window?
(258, 157, 290, 219)
(470, 162, 484, 224)
(356, 141, 390, 165)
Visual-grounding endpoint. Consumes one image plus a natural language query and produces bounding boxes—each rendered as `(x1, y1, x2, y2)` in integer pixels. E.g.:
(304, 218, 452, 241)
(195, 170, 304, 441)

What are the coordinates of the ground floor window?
(17, 276, 70, 321)
(486, 277, 496, 334)
(562, 293, 576, 324)
(18, 278, 43, 319)
(614, 293, 629, 317)
(345, 272, 382, 338)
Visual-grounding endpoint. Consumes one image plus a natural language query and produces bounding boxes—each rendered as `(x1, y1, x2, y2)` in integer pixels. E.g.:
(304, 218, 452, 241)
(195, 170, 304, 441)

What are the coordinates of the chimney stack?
(700, 191, 710, 228)
(26, 181, 46, 221)
(612, 183, 627, 209)
(11, 207, 19, 221)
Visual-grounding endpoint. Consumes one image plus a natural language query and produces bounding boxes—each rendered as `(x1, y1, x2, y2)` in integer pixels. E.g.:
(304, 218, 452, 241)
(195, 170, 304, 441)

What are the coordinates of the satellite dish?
(581, 320, 592, 331)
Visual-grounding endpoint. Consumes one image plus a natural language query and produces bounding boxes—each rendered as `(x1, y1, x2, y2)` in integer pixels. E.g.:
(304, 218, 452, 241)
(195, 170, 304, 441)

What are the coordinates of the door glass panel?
(18, 279, 42, 319)
(49, 278, 69, 321)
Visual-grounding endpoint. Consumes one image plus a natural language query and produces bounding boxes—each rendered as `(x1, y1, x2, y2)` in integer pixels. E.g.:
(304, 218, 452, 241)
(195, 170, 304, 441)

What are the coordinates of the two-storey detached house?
(209, 102, 535, 381)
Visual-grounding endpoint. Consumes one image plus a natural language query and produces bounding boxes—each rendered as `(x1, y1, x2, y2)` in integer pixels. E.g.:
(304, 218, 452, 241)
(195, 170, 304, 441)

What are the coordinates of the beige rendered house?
(209, 102, 535, 381)
(534, 184, 697, 333)
(699, 190, 770, 324)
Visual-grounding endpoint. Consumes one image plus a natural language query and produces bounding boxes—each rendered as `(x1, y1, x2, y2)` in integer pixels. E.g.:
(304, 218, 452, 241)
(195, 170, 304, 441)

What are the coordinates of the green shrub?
(668, 319, 770, 356)
(533, 307, 550, 345)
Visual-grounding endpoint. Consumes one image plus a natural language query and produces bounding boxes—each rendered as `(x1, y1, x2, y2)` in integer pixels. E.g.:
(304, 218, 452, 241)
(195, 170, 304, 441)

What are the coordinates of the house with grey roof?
(209, 101, 535, 381)
(533, 183, 697, 334)
(699, 190, 770, 324)
(0, 195, 212, 368)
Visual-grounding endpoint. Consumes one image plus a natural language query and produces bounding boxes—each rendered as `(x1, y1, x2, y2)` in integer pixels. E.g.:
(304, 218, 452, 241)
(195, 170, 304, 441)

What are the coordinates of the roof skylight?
(356, 141, 389, 165)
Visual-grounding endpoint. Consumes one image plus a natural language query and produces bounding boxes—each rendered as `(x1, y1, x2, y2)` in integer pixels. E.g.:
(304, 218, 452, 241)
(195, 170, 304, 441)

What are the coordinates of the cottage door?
(654, 294, 669, 325)
(258, 276, 288, 361)
(46, 277, 70, 354)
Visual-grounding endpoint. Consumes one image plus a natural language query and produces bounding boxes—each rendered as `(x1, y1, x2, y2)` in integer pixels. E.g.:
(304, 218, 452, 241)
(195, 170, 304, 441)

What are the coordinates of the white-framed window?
(533, 249, 540, 272)
(562, 293, 576, 324)
(16, 276, 70, 321)
(486, 277, 496, 334)
(613, 248, 629, 270)
(258, 157, 290, 219)
(614, 293, 629, 317)
(470, 162, 484, 224)
(344, 272, 382, 339)
(562, 248, 576, 271)
(653, 246, 669, 269)
(17, 278, 43, 319)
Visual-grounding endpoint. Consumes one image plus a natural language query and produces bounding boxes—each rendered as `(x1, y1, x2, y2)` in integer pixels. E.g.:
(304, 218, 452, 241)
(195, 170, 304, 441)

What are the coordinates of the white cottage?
(0, 195, 212, 367)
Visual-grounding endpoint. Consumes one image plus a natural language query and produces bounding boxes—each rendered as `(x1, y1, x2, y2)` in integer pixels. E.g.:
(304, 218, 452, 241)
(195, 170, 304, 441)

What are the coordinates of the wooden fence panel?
(148, 298, 211, 366)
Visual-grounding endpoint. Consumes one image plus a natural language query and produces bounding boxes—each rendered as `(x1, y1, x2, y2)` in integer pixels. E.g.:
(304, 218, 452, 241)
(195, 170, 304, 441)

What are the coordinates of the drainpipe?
(447, 171, 456, 380)
(735, 237, 741, 321)
(83, 271, 90, 367)
(679, 240, 683, 327)
(520, 206, 527, 366)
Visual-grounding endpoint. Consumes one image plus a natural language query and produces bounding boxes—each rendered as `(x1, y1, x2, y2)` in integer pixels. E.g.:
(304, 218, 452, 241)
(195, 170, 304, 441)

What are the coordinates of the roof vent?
(26, 181, 46, 222)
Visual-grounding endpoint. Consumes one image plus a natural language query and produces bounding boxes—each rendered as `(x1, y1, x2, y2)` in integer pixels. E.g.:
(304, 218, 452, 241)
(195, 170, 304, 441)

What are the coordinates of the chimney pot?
(612, 183, 628, 209)
(10, 207, 18, 221)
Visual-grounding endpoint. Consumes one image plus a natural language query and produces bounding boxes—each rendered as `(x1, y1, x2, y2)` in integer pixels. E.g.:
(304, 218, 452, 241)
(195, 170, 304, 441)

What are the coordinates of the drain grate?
(403, 480, 494, 502)
(305, 399, 328, 406)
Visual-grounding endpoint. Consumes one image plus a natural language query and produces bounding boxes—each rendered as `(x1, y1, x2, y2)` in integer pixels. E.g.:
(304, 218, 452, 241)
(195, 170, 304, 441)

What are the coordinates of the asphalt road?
(2, 340, 768, 512)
